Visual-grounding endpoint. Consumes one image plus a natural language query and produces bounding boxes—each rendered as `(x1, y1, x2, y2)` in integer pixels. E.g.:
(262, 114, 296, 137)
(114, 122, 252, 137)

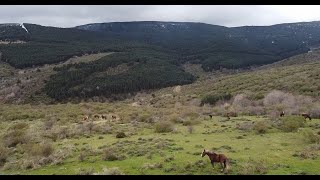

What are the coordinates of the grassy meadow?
(0, 102, 319, 175)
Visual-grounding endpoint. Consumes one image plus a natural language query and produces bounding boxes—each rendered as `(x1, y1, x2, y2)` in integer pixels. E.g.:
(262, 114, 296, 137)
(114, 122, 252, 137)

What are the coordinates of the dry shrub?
(94, 167, 125, 175)
(232, 94, 253, 114)
(236, 121, 255, 131)
(253, 121, 269, 134)
(154, 121, 174, 133)
(77, 168, 95, 175)
(102, 149, 122, 161)
(238, 159, 268, 175)
(310, 106, 320, 119)
(27, 142, 54, 157)
(301, 129, 320, 144)
(3, 125, 30, 148)
(141, 163, 163, 170)
(245, 106, 265, 116)
(0, 146, 9, 166)
(187, 126, 194, 134)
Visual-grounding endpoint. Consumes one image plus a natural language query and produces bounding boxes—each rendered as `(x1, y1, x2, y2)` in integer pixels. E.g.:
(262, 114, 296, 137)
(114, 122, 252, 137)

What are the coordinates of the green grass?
(0, 102, 319, 175)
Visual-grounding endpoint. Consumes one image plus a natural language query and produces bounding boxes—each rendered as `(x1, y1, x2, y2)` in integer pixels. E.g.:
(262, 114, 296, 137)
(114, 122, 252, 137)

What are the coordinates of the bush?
(139, 113, 152, 122)
(236, 121, 255, 131)
(182, 119, 200, 126)
(239, 159, 268, 175)
(102, 149, 119, 161)
(310, 107, 320, 119)
(29, 142, 54, 157)
(94, 167, 125, 175)
(279, 116, 305, 132)
(253, 121, 269, 134)
(3, 128, 29, 148)
(301, 129, 320, 144)
(201, 92, 232, 105)
(77, 168, 95, 175)
(116, 132, 126, 138)
(79, 152, 85, 162)
(0, 146, 9, 166)
(154, 121, 174, 133)
(187, 126, 194, 134)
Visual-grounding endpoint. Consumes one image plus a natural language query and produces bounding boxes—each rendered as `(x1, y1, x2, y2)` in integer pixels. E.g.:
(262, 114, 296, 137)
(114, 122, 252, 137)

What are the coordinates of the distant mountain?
(76, 21, 320, 70)
(1, 21, 320, 101)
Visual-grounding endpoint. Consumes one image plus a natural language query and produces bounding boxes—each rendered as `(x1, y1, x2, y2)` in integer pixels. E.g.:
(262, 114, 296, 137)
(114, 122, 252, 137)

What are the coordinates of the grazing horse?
(301, 113, 312, 121)
(101, 115, 107, 120)
(280, 111, 285, 117)
(209, 115, 213, 119)
(112, 115, 117, 120)
(94, 115, 100, 119)
(201, 149, 230, 172)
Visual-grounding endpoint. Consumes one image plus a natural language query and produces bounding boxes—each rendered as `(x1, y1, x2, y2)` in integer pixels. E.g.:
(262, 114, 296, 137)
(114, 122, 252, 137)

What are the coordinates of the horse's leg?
(220, 160, 224, 172)
(211, 160, 215, 169)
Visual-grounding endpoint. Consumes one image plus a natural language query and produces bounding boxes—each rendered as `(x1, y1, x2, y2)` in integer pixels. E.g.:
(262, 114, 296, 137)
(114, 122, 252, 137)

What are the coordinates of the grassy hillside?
(158, 51, 320, 103)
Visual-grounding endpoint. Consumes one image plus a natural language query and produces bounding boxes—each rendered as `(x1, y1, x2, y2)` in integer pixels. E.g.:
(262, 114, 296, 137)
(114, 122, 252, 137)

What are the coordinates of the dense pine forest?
(1, 21, 320, 101)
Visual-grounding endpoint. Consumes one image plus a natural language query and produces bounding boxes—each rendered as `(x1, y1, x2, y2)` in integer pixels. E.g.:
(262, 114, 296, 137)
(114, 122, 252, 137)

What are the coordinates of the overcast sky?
(1, 5, 320, 27)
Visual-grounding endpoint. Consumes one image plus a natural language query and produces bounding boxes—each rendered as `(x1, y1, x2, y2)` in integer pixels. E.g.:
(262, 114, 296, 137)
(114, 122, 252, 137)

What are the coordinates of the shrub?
(77, 168, 95, 175)
(43, 120, 55, 130)
(102, 149, 119, 161)
(239, 159, 268, 175)
(187, 126, 194, 134)
(79, 152, 85, 162)
(139, 113, 152, 122)
(236, 121, 255, 131)
(94, 167, 125, 175)
(182, 119, 200, 126)
(116, 132, 126, 138)
(29, 142, 54, 157)
(263, 90, 287, 106)
(233, 94, 252, 107)
(183, 112, 200, 119)
(253, 121, 269, 134)
(279, 116, 305, 132)
(0, 146, 9, 166)
(154, 121, 174, 133)
(3, 128, 29, 148)
(301, 129, 320, 144)
(201, 92, 232, 105)
(310, 107, 320, 119)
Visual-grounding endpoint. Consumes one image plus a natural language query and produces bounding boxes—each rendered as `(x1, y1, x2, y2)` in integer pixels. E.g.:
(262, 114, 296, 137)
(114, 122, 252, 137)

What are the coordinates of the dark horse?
(280, 111, 285, 117)
(301, 113, 312, 120)
(201, 149, 230, 172)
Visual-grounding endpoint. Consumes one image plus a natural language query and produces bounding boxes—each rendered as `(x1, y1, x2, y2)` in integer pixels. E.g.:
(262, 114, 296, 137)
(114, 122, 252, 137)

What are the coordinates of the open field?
(0, 102, 319, 175)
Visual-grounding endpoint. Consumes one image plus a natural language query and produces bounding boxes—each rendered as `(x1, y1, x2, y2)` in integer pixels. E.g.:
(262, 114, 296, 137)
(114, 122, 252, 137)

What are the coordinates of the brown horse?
(280, 111, 285, 117)
(201, 149, 230, 172)
(301, 113, 312, 120)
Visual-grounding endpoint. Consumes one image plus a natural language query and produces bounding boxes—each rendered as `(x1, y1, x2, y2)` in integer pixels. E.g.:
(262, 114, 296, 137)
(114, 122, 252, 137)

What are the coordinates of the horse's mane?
(205, 150, 217, 156)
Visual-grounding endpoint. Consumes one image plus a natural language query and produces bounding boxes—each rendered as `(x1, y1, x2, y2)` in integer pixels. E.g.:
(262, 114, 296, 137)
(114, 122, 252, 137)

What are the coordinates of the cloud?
(0, 5, 320, 27)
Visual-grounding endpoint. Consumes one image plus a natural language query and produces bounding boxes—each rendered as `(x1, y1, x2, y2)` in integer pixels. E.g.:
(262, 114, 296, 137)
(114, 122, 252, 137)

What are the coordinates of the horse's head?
(201, 149, 207, 157)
